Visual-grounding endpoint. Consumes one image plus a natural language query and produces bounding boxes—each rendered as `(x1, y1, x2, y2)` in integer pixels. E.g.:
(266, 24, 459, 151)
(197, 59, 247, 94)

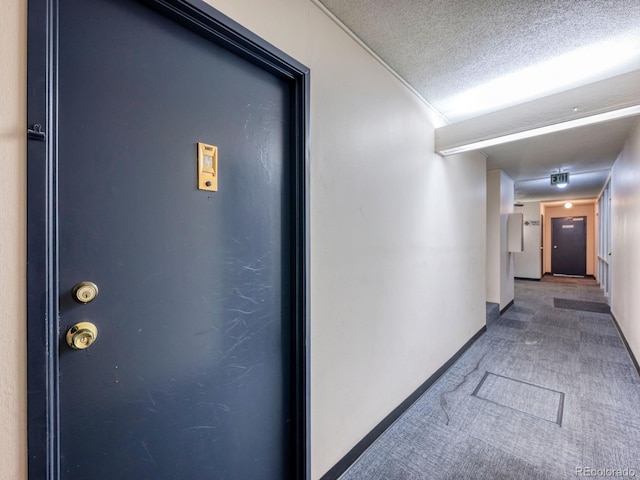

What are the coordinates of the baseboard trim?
(319, 325, 487, 480)
(500, 299, 515, 315)
(610, 312, 640, 378)
(514, 277, 541, 282)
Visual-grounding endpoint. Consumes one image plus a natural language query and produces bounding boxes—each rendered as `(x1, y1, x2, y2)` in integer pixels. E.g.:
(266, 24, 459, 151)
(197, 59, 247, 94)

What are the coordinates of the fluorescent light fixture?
(565, 202, 573, 208)
(438, 104, 640, 156)
(440, 35, 640, 119)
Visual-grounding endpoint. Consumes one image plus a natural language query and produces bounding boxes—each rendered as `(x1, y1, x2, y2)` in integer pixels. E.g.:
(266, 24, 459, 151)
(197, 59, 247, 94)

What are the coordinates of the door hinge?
(27, 124, 46, 141)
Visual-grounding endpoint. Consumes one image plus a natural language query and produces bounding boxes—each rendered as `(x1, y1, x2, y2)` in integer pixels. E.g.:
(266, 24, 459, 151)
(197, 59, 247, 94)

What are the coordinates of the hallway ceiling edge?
(316, 0, 640, 202)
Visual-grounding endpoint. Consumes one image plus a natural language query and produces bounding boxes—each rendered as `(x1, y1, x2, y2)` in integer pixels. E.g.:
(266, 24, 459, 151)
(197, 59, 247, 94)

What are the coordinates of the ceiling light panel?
(438, 35, 640, 120)
(437, 104, 640, 156)
(317, 0, 640, 123)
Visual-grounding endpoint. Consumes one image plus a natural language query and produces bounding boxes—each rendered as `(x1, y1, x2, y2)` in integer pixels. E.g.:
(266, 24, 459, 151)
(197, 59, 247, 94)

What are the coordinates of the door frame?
(540, 214, 544, 278)
(26, 1, 310, 478)
(597, 179, 612, 299)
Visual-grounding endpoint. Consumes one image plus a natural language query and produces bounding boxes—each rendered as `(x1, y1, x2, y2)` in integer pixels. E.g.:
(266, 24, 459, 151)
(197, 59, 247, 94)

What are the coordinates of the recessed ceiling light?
(565, 202, 573, 208)
(556, 182, 568, 189)
(572, 107, 579, 112)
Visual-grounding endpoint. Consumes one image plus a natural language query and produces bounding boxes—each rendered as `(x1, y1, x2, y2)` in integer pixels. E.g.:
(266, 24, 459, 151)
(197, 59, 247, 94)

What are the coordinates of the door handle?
(553, 245, 557, 249)
(66, 322, 99, 349)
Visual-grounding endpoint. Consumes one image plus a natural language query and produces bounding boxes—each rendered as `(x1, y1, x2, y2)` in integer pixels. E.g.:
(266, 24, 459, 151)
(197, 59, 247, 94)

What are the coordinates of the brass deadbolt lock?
(73, 281, 99, 304)
(66, 322, 99, 350)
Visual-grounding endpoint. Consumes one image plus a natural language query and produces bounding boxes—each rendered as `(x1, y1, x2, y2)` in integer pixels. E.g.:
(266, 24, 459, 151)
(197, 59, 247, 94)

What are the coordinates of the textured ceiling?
(318, 0, 640, 122)
(316, 0, 640, 202)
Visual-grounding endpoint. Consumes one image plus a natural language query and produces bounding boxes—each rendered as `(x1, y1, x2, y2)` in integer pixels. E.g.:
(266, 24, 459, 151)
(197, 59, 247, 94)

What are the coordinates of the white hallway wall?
(610, 118, 640, 361)
(0, 0, 27, 478)
(0, 0, 487, 478)
(486, 170, 515, 310)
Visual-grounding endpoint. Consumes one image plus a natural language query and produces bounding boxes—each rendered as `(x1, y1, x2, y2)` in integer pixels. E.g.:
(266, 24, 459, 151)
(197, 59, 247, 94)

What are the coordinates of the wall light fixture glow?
(556, 182, 568, 189)
(437, 104, 640, 156)
(565, 202, 573, 209)
(440, 35, 640, 119)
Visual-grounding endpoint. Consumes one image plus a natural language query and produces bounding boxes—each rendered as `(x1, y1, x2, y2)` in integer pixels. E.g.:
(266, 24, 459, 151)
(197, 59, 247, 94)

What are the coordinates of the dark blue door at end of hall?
(551, 216, 587, 276)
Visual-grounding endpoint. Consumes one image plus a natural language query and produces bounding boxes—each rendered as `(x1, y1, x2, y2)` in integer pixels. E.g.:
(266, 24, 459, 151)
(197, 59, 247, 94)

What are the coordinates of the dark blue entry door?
(551, 216, 587, 276)
(57, 1, 297, 478)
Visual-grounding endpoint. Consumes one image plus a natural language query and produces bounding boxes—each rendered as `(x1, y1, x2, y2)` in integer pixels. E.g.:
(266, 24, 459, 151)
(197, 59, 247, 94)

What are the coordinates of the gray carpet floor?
(340, 280, 640, 479)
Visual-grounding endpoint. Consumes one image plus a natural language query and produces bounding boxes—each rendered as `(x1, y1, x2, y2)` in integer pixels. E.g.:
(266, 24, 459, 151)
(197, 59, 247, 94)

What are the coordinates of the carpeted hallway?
(339, 280, 640, 479)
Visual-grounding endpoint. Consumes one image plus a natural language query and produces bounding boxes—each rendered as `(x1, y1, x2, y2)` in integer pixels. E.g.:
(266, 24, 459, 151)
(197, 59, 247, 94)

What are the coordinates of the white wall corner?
(507, 213, 524, 253)
(514, 202, 542, 279)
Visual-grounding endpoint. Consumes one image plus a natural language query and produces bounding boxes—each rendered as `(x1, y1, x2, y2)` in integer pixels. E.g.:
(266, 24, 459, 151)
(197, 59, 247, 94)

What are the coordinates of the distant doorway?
(551, 216, 587, 276)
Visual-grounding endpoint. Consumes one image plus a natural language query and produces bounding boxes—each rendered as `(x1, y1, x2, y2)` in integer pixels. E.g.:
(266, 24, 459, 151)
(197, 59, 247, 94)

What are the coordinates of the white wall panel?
(487, 170, 514, 310)
(0, 0, 27, 478)
(610, 119, 640, 360)
(507, 213, 523, 253)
